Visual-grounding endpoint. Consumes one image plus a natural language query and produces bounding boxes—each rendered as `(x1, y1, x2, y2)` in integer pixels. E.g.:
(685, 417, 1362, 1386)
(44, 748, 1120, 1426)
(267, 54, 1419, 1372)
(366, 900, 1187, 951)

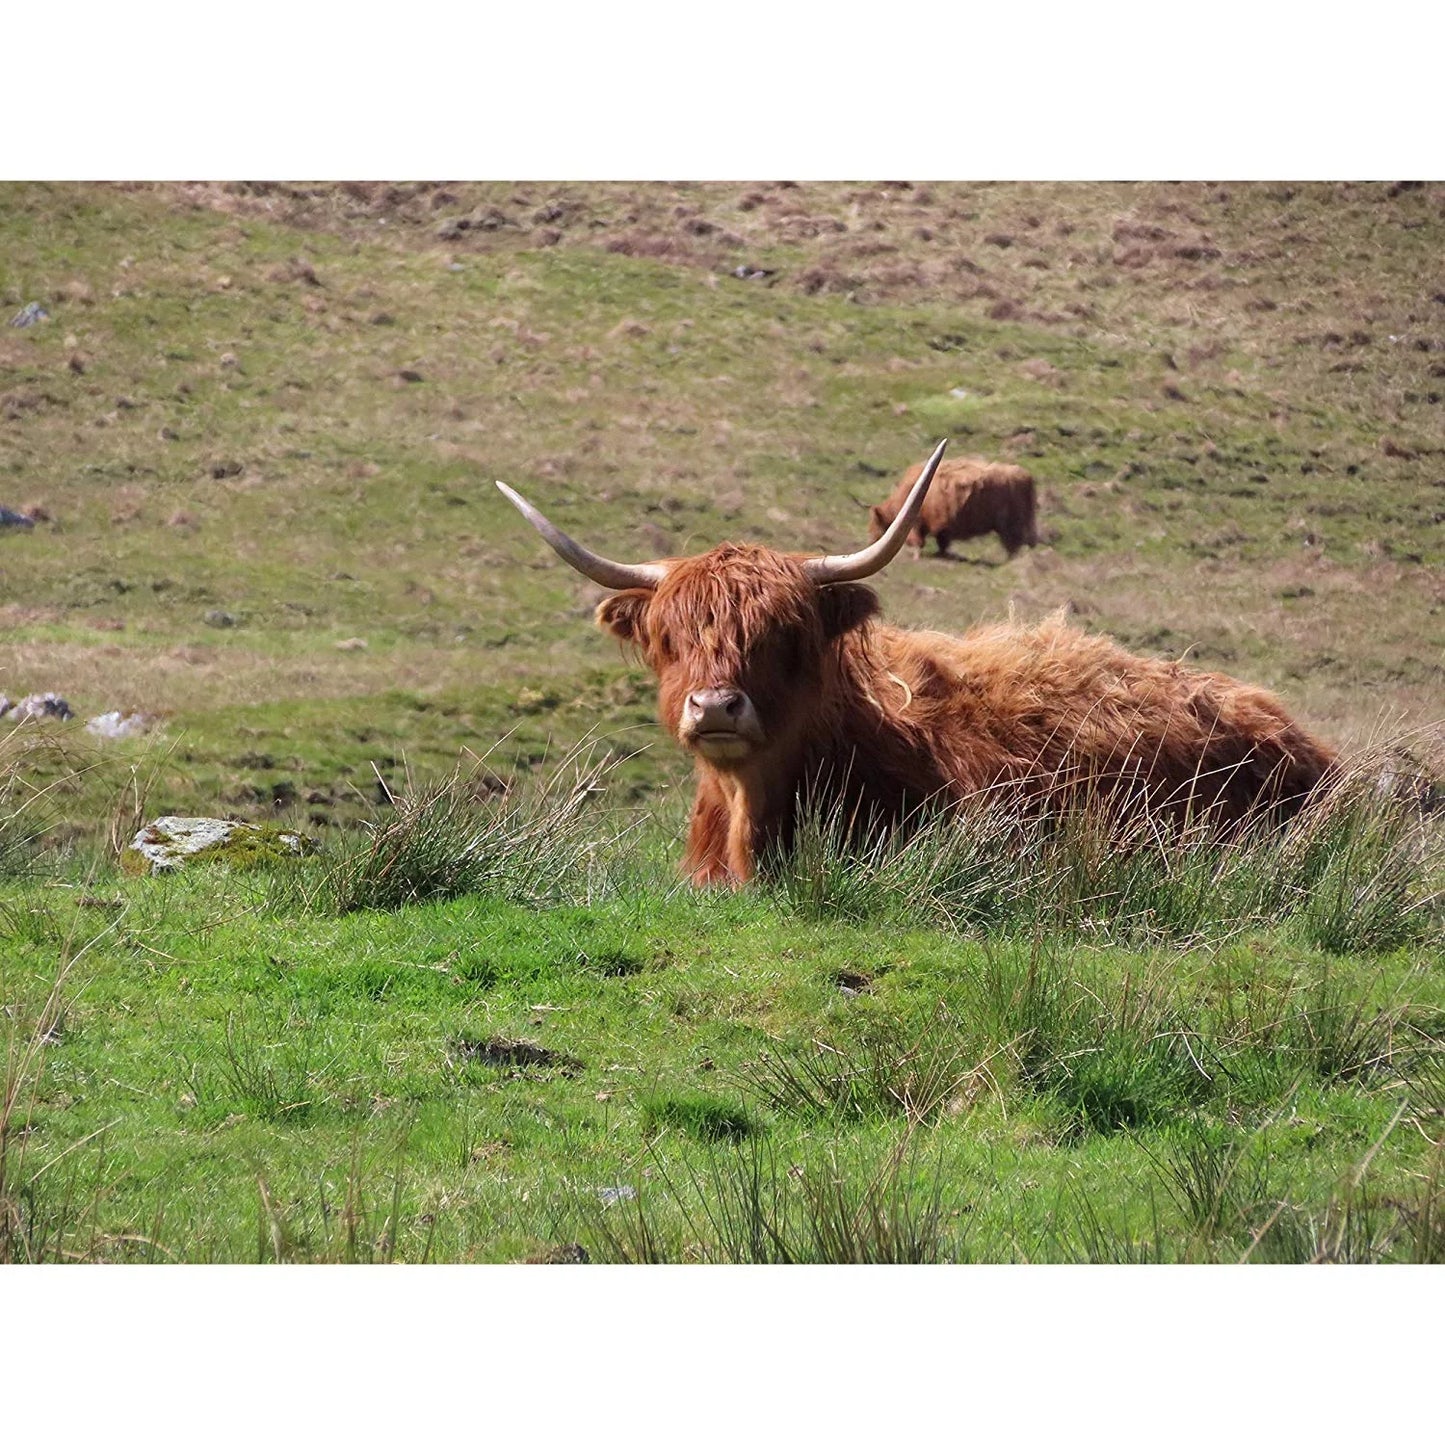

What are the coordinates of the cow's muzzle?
(679, 687, 763, 761)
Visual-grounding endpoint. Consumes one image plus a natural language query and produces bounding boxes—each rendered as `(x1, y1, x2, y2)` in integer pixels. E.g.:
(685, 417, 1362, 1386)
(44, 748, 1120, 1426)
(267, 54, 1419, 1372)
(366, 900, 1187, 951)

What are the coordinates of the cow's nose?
(685, 688, 747, 730)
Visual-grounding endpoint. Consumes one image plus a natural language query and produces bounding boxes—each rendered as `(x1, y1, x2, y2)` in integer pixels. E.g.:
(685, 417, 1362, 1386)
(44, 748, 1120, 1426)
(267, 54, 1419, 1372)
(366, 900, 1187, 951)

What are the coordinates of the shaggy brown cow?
(868, 456, 1039, 558)
(499, 440, 1336, 885)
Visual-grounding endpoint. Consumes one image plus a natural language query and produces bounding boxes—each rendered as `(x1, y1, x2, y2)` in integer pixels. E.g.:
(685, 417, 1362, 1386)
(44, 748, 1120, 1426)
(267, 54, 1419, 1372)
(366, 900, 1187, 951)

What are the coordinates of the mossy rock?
(123, 816, 317, 876)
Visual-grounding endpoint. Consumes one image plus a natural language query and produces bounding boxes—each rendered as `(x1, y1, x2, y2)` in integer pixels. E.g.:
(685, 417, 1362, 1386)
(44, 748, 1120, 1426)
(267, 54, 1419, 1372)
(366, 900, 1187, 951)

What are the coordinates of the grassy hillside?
(3, 181, 1443, 827)
(2, 182, 1442, 1262)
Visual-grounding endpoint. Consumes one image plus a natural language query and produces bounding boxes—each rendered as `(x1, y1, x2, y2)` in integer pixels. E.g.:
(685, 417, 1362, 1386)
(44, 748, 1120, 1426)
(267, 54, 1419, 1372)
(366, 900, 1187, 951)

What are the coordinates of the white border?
(3, 3, 1440, 178)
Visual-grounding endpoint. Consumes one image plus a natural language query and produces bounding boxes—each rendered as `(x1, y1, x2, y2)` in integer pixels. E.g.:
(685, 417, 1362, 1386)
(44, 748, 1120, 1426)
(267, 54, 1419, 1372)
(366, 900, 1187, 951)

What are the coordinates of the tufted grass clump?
(572, 1135, 955, 1264)
(309, 748, 633, 914)
(1279, 772, 1442, 955)
(736, 1002, 998, 1127)
(0, 733, 61, 882)
(768, 748, 1444, 951)
(1147, 1118, 1277, 1247)
(968, 948, 1214, 1136)
(183, 1003, 341, 1125)
(771, 783, 1034, 931)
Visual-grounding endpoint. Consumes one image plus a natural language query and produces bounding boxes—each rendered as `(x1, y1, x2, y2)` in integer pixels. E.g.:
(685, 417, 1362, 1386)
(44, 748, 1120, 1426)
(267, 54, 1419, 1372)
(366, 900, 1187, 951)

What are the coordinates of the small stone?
(334, 637, 368, 651)
(203, 609, 238, 628)
(124, 816, 316, 876)
(1, 691, 73, 721)
(85, 710, 158, 740)
(9, 302, 49, 328)
(526, 1243, 589, 1265)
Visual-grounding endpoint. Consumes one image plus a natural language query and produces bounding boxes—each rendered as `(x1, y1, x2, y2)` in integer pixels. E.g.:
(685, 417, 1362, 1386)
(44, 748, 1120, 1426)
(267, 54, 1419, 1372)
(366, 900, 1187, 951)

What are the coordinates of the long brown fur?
(594, 544, 1337, 886)
(869, 457, 1040, 558)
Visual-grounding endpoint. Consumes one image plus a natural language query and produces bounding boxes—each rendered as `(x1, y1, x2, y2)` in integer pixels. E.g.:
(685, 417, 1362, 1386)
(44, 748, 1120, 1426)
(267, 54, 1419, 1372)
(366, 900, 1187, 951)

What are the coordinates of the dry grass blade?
(770, 738, 1444, 953)
(315, 742, 631, 913)
(571, 1132, 957, 1264)
(1, 841, 128, 1262)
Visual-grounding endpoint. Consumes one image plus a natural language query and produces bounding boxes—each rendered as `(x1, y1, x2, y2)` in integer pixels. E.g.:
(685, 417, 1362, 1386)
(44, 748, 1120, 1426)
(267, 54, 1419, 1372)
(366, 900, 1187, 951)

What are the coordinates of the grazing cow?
(499, 441, 1336, 885)
(868, 456, 1039, 559)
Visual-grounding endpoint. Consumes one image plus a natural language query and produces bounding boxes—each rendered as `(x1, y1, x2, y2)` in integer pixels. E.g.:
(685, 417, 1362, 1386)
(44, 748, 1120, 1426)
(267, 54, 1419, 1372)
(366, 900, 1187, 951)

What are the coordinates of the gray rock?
(0, 507, 35, 528)
(9, 302, 49, 328)
(125, 816, 314, 876)
(1, 692, 74, 722)
(85, 710, 158, 740)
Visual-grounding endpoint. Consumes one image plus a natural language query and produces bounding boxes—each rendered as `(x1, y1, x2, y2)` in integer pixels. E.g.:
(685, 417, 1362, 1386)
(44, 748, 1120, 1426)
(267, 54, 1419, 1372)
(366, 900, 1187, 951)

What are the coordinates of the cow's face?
(595, 545, 878, 767)
(497, 440, 949, 765)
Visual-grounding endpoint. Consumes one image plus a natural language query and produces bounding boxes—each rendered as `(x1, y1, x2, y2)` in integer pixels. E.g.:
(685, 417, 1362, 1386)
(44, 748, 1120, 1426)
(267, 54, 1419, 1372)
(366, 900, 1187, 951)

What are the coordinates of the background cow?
(868, 456, 1039, 559)
(500, 441, 1336, 886)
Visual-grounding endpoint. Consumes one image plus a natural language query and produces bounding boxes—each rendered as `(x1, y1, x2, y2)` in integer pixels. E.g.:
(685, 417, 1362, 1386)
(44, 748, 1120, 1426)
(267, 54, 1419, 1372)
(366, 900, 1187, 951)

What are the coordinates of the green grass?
(2, 766, 1442, 1262)
(1, 181, 1443, 1262)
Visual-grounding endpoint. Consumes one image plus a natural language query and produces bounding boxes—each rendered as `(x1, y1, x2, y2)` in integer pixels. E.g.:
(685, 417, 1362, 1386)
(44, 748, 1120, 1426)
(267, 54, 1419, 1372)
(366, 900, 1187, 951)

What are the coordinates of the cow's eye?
(655, 629, 675, 661)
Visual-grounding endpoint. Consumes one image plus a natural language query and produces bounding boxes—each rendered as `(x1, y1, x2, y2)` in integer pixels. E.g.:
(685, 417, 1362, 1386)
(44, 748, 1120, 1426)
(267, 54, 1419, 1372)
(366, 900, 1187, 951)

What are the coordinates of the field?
(2, 180, 1443, 1262)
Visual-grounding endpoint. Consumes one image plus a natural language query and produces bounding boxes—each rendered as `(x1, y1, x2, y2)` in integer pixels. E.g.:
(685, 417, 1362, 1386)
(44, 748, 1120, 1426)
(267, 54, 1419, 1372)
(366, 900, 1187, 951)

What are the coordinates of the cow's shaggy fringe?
(768, 744, 1444, 951)
(305, 745, 636, 914)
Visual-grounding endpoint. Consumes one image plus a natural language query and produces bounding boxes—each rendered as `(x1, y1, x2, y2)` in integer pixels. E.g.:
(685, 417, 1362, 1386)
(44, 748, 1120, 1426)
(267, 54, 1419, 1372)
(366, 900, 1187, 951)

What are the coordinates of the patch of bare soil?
(450, 1035, 584, 1076)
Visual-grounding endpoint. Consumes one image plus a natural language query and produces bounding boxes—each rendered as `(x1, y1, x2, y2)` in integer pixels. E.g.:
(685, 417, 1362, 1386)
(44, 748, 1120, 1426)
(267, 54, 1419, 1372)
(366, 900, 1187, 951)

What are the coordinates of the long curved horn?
(803, 438, 948, 584)
(496, 481, 668, 591)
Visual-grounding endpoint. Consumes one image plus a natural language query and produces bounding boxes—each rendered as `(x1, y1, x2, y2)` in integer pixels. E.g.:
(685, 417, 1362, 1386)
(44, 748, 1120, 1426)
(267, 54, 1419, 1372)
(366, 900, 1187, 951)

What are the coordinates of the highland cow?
(499, 440, 1336, 885)
(868, 456, 1039, 558)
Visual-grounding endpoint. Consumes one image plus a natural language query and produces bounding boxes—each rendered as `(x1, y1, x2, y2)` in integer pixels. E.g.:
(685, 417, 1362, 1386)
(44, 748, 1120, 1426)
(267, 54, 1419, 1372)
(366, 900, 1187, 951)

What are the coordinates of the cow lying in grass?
(499, 441, 1336, 885)
(868, 455, 1039, 559)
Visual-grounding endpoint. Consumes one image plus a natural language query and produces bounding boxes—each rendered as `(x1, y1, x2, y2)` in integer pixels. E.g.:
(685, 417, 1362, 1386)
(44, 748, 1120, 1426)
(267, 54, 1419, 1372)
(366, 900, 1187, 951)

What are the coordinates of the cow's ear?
(819, 583, 879, 640)
(595, 590, 651, 644)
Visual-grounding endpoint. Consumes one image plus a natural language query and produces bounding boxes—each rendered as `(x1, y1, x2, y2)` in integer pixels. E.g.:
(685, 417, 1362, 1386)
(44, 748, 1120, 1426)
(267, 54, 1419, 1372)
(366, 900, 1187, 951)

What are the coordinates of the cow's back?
(858, 614, 1334, 822)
